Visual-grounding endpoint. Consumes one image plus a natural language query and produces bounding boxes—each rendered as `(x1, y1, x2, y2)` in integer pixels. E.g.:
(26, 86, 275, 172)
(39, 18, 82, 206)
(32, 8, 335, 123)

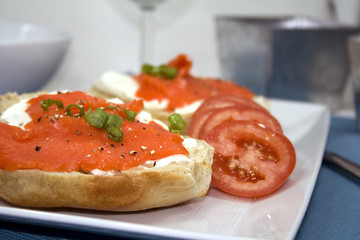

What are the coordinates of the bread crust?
(0, 91, 45, 116)
(0, 92, 214, 211)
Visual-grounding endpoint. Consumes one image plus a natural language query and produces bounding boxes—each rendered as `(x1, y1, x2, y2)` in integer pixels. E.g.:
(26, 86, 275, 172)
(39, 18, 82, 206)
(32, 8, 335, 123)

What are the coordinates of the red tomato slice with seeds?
(204, 120, 296, 198)
(199, 106, 283, 139)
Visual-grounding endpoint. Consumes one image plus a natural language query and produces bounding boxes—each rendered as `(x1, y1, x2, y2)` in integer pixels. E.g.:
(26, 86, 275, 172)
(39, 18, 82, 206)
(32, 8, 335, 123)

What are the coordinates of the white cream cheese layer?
(174, 100, 203, 115)
(90, 137, 196, 176)
(95, 71, 139, 102)
(0, 91, 73, 129)
(0, 98, 31, 129)
(253, 95, 270, 111)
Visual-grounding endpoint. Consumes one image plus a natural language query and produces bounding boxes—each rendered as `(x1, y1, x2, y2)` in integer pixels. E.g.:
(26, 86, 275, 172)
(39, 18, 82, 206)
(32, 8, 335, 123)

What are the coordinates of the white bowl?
(0, 22, 70, 94)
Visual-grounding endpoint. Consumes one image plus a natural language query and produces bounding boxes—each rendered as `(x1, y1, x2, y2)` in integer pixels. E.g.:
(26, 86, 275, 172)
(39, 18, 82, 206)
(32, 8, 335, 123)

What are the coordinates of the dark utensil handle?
(323, 151, 360, 179)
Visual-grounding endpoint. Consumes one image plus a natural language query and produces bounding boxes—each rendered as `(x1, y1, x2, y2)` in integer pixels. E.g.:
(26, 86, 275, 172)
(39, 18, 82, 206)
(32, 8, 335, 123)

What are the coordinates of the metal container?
(216, 16, 360, 110)
(348, 34, 360, 132)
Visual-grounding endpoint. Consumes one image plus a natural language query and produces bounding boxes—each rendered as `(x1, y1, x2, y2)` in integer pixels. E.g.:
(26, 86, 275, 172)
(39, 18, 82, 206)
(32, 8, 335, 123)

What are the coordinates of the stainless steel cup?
(216, 16, 360, 110)
(348, 35, 360, 132)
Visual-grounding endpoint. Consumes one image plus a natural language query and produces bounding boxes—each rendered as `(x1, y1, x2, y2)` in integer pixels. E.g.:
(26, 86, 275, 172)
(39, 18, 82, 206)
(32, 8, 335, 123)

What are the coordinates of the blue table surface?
(0, 116, 359, 240)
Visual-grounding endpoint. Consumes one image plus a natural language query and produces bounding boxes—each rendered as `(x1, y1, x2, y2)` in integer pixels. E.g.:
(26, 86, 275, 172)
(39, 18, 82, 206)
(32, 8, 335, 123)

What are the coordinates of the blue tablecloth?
(1, 116, 359, 240)
(295, 116, 360, 240)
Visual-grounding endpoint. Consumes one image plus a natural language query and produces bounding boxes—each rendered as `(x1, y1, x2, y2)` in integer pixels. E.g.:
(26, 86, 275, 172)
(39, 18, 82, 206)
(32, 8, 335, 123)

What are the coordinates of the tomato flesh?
(187, 109, 217, 139)
(199, 106, 283, 139)
(188, 94, 266, 138)
(204, 120, 296, 198)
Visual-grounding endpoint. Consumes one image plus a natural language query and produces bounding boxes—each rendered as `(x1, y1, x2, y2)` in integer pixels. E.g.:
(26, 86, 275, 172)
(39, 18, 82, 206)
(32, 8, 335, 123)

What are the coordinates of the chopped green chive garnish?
(124, 110, 137, 122)
(40, 98, 64, 111)
(168, 113, 185, 134)
(141, 63, 153, 75)
(40, 98, 131, 142)
(85, 107, 124, 142)
(141, 63, 178, 79)
(66, 104, 84, 117)
(85, 107, 107, 128)
(106, 105, 137, 122)
(104, 114, 124, 142)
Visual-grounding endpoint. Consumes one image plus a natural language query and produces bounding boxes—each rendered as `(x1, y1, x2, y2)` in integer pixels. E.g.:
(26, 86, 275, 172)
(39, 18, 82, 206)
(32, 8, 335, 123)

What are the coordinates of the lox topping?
(132, 54, 255, 111)
(0, 91, 188, 173)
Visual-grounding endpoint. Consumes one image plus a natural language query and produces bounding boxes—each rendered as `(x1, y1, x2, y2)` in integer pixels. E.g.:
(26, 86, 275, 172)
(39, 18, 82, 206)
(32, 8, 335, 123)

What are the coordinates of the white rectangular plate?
(0, 99, 330, 240)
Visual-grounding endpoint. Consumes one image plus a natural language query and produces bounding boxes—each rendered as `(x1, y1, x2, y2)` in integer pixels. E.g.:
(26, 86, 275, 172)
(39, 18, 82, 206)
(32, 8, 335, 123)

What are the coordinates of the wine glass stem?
(140, 8, 154, 64)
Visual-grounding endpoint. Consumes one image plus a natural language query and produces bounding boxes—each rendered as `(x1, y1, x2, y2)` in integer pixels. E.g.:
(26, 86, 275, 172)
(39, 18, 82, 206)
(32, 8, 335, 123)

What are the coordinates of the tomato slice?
(187, 109, 216, 139)
(188, 94, 268, 138)
(204, 120, 296, 198)
(199, 106, 283, 139)
(188, 97, 239, 138)
(195, 94, 266, 115)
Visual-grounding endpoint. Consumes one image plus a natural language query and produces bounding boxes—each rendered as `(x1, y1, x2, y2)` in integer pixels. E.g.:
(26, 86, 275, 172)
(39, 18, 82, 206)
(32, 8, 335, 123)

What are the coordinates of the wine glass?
(131, 0, 165, 65)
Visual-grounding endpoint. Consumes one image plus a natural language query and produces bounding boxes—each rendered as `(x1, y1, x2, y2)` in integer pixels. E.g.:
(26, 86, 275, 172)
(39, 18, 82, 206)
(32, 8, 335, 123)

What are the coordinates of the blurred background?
(0, 0, 359, 111)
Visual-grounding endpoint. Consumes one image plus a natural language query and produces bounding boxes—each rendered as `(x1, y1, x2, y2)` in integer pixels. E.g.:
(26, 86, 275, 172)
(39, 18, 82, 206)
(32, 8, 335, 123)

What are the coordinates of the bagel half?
(0, 92, 214, 211)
